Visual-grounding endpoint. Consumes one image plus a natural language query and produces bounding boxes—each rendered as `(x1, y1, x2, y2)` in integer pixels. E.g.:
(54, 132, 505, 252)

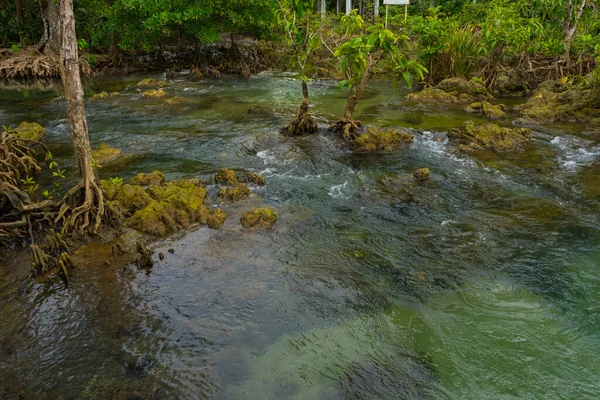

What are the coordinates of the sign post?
(383, 0, 410, 28)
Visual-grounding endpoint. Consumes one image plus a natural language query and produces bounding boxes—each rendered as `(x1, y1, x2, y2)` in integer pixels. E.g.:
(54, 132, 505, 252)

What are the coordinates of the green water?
(0, 72, 599, 399)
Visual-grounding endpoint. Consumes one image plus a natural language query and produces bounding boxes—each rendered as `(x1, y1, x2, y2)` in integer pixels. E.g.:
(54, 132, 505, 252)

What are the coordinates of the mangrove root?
(328, 119, 363, 141)
(281, 98, 318, 136)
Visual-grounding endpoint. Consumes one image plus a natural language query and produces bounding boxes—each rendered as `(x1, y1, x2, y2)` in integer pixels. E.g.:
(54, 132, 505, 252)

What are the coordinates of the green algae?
(350, 126, 414, 152)
(449, 120, 531, 153)
(240, 208, 277, 229)
(215, 168, 238, 185)
(137, 78, 167, 88)
(164, 96, 190, 106)
(101, 181, 153, 217)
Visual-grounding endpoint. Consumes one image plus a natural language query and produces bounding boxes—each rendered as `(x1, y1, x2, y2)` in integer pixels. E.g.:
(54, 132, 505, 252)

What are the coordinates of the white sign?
(384, 0, 409, 4)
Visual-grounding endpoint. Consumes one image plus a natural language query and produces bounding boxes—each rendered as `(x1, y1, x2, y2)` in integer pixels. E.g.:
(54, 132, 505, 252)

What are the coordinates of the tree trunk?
(59, 0, 105, 235)
(282, 81, 317, 136)
(563, 0, 586, 60)
(38, 0, 61, 54)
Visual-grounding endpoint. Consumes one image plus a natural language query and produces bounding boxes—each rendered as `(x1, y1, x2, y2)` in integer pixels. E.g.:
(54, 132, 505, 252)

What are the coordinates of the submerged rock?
(407, 78, 492, 104)
(516, 77, 600, 125)
(464, 101, 506, 120)
(448, 120, 531, 153)
(14, 121, 46, 141)
(141, 89, 165, 99)
(350, 126, 414, 152)
(240, 208, 277, 229)
(164, 96, 190, 106)
(92, 142, 122, 164)
(130, 171, 165, 186)
(218, 183, 251, 202)
(137, 78, 167, 88)
(413, 168, 430, 181)
(91, 91, 110, 101)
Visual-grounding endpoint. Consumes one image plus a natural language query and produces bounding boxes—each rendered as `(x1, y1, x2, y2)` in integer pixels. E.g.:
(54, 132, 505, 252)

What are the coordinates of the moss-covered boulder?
(406, 87, 458, 103)
(448, 120, 531, 153)
(204, 208, 228, 229)
(126, 179, 208, 236)
(141, 89, 165, 99)
(137, 78, 167, 88)
(516, 77, 600, 125)
(164, 96, 190, 106)
(218, 183, 250, 202)
(92, 142, 121, 164)
(350, 126, 414, 152)
(465, 101, 506, 120)
(14, 122, 46, 141)
(241, 208, 277, 229)
(493, 70, 528, 96)
(408, 78, 492, 104)
(130, 171, 165, 186)
(101, 181, 153, 216)
(215, 168, 238, 185)
(91, 91, 109, 101)
(215, 168, 266, 186)
(413, 168, 430, 181)
(110, 92, 120, 97)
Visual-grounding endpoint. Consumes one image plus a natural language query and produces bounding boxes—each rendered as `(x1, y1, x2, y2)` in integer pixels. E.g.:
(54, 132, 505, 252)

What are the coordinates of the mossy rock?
(350, 126, 414, 152)
(164, 96, 190, 106)
(448, 120, 531, 153)
(215, 169, 266, 186)
(406, 87, 458, 103)
(218, 184, 250, 202)
(407, 78, 492, 104)
(516, 78, 600, 124)
(91, 91, 110, 101)
(465, 101, 506, 120)
(110, 92, 120, 97)
(141, 89, 165, 99)
(241, 208, 277, 229)
(126, 179, 208, 236)
(130, 171, 165, 186)
(101, 181, 153, 216)
(413, 168, 430, 181)
(493, 70, 528, 96)
(14, 122, 46, 141)
(137, 78, 167, 88)
(204, 208, 228, 229)
(215, 168, 238, 185)
(92, 142, 121, 164)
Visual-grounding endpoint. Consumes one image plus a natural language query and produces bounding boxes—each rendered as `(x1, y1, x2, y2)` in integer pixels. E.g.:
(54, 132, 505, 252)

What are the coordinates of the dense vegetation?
(2, 0, 598, 83)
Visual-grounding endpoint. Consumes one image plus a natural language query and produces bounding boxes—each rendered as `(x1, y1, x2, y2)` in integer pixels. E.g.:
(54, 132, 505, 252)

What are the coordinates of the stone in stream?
(13, 121, 46, 141)
(137, 78, 167, 88)
(91, 91, 110, 100)
(141, 89, 165, 98)
(164, 96, 190, 106)
(92, 142, 122, 164)
(350, 126, 414, 152)
(448, 120, 531, 153)
(413, 168, 430, 181)
(215, 168, 266, 186)
(218, 183, 251, 202)
(129, 171, 165, 186)
(464, 101, 506, 120)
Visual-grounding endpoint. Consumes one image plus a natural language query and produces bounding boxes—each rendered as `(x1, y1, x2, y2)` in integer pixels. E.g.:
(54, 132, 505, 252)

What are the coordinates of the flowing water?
(1, 72, 599, 399)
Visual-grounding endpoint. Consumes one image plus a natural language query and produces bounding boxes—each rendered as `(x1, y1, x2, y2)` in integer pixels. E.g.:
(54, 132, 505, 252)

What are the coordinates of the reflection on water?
(1, 72, 600, 399)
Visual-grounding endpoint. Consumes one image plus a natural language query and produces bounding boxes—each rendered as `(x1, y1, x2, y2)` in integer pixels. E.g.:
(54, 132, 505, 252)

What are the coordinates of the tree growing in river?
(57, 0, 108, 235)
(329, 21, 427, 140)
(280, 0, 324, 135)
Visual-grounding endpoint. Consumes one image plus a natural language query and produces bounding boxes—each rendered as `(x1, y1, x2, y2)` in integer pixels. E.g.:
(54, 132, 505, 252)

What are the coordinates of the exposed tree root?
(328, 119, 363, 141)
(282, 98, 318, 136)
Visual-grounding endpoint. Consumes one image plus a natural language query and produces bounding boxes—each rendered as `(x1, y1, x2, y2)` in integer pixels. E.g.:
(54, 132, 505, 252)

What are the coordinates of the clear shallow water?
(0, 73, 599, 399)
